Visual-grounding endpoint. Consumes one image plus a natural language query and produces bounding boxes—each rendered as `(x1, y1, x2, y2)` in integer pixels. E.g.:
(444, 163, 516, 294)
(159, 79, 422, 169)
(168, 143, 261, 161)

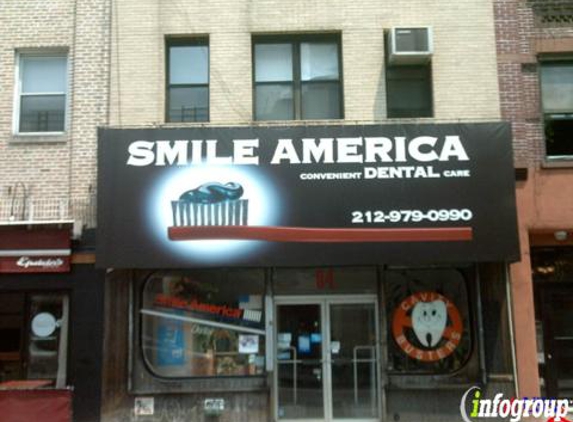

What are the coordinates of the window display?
(0, 292, 68, 387)
(386, 268, 473, 373)
(141, 270, 266, 378)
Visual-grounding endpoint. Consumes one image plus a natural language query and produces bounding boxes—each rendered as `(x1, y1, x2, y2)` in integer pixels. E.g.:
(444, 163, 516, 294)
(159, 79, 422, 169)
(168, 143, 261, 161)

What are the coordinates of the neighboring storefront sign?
(0, 229, 71, 273)
(31, 312, 58, 337)
(97, 123, 519, 268)
(392, 291, 463, 362)
(0, 256, 70, 273)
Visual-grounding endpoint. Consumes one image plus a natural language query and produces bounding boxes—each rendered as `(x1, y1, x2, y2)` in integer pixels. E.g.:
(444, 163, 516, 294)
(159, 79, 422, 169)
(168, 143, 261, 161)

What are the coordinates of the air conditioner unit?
(388, 27, 433, 65)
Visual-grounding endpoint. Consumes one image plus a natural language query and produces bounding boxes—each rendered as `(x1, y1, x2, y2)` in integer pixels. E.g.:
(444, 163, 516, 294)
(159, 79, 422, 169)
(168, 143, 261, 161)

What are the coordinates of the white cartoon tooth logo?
(411, 300, 447, 347)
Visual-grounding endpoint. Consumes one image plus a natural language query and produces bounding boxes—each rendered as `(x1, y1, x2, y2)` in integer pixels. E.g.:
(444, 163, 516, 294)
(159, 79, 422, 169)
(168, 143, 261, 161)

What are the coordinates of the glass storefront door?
(275, 297, 380, 422)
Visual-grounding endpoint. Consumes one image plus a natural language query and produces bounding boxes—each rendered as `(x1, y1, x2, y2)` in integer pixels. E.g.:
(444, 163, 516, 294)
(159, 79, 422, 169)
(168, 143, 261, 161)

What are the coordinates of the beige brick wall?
(0, 0, 110, 204)
(111, 0, 501, 126)
(0, 0, 501, 210)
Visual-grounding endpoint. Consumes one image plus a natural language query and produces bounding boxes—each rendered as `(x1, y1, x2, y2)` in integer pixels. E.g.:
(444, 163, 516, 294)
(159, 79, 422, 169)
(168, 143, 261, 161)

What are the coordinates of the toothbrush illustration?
(167, 182, 473, 243)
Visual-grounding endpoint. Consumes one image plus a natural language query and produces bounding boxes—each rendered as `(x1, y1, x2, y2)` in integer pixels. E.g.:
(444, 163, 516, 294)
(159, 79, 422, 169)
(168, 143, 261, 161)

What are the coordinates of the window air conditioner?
(388, 27, 433, 65)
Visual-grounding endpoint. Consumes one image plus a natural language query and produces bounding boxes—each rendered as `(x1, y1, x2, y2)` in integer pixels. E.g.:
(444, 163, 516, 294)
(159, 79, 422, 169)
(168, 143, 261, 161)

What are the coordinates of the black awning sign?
(97, 123, 519, 268)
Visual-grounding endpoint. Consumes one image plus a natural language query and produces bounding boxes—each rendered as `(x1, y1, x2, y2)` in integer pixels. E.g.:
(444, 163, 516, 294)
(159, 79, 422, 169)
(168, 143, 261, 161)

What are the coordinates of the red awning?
(0, 389, 72, 422)
(0, 229, 71, 273)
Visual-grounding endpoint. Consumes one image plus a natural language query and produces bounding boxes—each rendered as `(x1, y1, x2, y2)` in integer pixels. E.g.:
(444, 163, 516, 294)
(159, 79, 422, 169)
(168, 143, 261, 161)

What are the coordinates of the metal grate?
(0, 196, 96, 228)
(528, 1, 573, 27)
(539, 12, 573, 26)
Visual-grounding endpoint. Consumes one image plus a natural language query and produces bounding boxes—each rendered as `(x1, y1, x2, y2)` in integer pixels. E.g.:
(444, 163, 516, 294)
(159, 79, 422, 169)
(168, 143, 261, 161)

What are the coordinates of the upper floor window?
(386, 64, 433, 118)
(253, 35, 342, 121)
(385, 28, 434, 119)
(16, 53, 68, 134)
(540, 61, 573, 158)
(166, 39, 209, 122)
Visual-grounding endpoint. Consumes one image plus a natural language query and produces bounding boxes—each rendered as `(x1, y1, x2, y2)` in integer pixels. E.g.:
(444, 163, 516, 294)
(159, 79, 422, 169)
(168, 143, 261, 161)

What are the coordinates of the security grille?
(0, 197, 96, 228)
(528, 1, 573, 27)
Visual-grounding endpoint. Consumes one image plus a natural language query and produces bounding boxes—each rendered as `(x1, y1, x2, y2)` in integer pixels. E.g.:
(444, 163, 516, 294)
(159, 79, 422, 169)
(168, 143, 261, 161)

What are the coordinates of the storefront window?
(385, 268, 473, 373)
(141, 270, 266, 378)
(0, 292, 69, 387)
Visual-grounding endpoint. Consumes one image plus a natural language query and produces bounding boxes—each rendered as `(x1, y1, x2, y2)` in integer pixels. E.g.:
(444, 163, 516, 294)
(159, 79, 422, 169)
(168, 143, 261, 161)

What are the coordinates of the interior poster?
(97, 123, 519, 268)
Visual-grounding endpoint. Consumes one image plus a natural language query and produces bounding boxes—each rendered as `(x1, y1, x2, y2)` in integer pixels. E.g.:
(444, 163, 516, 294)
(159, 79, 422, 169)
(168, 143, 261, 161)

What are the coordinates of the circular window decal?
(392, 291, 463, 362)
(31, 312, 57, 338)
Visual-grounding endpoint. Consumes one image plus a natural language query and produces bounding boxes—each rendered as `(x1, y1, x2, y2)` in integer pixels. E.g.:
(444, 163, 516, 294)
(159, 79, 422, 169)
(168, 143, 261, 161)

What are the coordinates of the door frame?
(272, 295, 381, 422)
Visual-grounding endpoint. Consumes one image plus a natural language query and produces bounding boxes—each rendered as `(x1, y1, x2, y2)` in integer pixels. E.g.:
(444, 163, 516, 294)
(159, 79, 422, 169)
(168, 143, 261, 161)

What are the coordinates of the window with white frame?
(16, 53, 68, 134)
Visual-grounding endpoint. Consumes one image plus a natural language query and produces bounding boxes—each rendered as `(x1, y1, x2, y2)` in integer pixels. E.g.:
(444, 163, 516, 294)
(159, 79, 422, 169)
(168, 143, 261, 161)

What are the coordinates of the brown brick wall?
(495, 0, 573, 400)
(494, 0, 573, 165)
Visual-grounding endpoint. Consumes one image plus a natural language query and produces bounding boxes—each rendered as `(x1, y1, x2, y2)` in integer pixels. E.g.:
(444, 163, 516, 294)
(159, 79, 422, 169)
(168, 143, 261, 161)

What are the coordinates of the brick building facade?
(2, 0, 556, 421)
(110, 0, 501, 125)
(98, 1, 519, 421)
(0, 0, 110, 208)
(495, 0, 573, 402)
(0, 1, 109, 421)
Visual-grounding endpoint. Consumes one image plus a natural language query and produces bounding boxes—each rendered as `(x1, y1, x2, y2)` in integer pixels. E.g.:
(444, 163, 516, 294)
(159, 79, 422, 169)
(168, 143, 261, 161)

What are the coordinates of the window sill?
(9, 133, 68, 144)
(387, 373, 477, 390)
(131, 373, 268, 394)
(542, 158, 573, 169)
(250, 118, 344, 126)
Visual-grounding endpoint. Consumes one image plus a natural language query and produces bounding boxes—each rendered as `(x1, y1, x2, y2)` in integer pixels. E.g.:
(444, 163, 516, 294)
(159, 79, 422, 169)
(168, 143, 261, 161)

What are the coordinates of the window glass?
(27, 294, 68, 384)
(0, 294, 24, 382)
(166, 40, 209, 123)
(0, 292, 68, 387)
(301, 82, 340, 119)
(168, 86, 209, 122)
(545, 118, 573, 157)
(20, 95, 66, 132)
(254, 44, 293, 82)
(386, 65, 433, 118)
(253, 36, 342, 121)
(540, 62, 573, 158)
(540, 63, 573, 113)
(169, 45, 209, 85)
(255, 84, 294, 120)
(21, 56, 67, 93)
(141, 270, 266, 378)
(385, 268, 472, 373)
(300, 42, 339, 81)
(17, 53, 67, 133)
